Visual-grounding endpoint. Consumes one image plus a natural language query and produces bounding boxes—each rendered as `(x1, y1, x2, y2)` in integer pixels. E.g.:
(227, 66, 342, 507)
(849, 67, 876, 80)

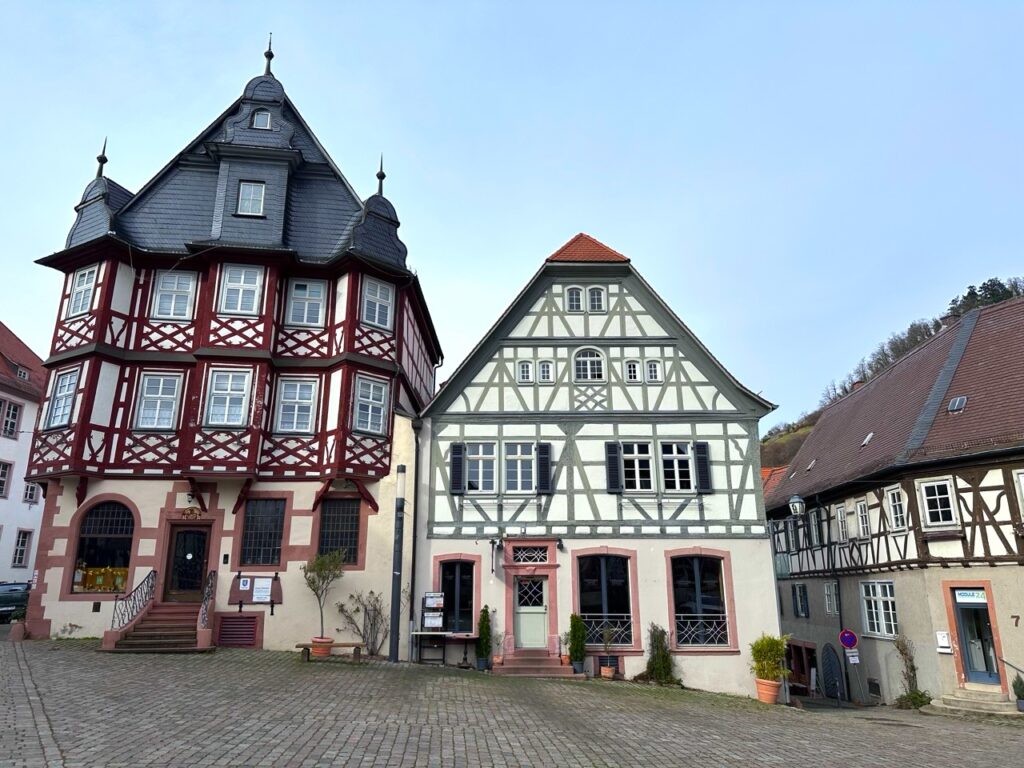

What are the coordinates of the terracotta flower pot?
(560, 654, 570, 666)
(600, 666, 615, 680)
(311, 637, 334, 658)
(493, 655, 504, 666)
(755, 678, 782, 704)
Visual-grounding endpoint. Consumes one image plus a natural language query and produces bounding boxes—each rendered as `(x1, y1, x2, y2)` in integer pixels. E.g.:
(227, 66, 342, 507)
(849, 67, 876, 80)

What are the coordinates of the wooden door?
(164, 528, 209, 602)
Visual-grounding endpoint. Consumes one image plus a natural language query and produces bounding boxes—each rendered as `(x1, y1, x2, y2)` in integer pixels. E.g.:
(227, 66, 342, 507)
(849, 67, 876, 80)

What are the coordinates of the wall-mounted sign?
(239, 577, 251, 591)
(845, 649, 860, 665)
(839, 629, 859, 649)
(424, 592, 444, 609)
(954, 589, 986, 605)
(423, 611, 443, 629)
(252, 577, 273, 603)
(936, 631, 952, 654)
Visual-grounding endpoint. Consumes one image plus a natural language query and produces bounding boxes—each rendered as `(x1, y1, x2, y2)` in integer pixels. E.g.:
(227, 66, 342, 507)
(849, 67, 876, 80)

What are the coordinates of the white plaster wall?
(0, 396, 42, 582)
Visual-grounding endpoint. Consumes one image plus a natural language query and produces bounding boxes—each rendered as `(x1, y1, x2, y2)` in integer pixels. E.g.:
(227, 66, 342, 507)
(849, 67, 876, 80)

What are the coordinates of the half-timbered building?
(415, 234, 779, 694)
(765, 297, 1024, 715)
(24, 49, 441, 654)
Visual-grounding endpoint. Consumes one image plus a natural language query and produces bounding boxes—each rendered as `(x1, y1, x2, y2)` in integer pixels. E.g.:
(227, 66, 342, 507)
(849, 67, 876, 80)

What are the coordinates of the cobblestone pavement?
(2, 639, 1022, 767)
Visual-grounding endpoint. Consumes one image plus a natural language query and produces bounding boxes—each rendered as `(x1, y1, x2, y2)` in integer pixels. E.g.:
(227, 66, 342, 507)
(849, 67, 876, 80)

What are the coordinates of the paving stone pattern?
(1, 639, 1022, 767)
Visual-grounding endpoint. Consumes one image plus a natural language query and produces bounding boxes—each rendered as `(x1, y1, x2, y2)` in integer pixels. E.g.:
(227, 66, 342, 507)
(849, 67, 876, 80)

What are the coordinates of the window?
(566, 287, 583, 312)
(861, 580, 898, 637)
(441, 560, 475, 633)
(785, 519, 797, 553)
(517, 361, 533, 383)
(286, 280, 326, 327)
(251, 109, 272, 129)
(856, 500, 870, 539)
(538, 361, 554, 383)
(12, 530, 32, 568)
(792, 583, 809, 618)
(505, 443, 534, 493)
(354, 376, 389, 434)
(466, 443, 496, 493)
(624, 360, 640, 383)
(275, 378, 317, 433)
(574, 349, 604, 381)
(67, 265, 98, 317)
(240, 499, 285, 566)
(237, 181, 265, 216)
(588, 287, 606, 312)
(0, 462, 9, 498)
(887, 487, 907, 530)
(318, 499, 359, 564)
(808, 511, 821, 547)
(836, 505, 848, 542)
(920, 480, 956, 526)
(219, 266, 263, 315)
(361, 278, 394, 330)
(47, 370, 79, 428)
(948, 396, 967, 413)
(205, 370, 252, 427)
(135, 374, 181, 430)
(621, 442, 652, 491)
(578, 555, 632, 645)
(824, 581, 839, 616)
(671, 556, 729, 646)
(661, 442, 693, 492)
(73, 502, 134, 593)
(645, 360, 662, 383)
(22, 483, 39, 504)
(151, 271, 196, 320)
(3, 401, 21, 438)
(16, 368, 28, 381)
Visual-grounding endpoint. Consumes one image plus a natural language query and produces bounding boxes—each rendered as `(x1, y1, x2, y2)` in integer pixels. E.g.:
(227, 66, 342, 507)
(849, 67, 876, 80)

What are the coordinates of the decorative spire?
(376, 155, 386, 196)
(95, 137, 108, 179)
(264, 33, 274, 75)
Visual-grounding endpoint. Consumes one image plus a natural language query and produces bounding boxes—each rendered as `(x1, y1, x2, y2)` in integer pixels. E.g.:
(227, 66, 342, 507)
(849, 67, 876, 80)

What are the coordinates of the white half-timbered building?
(415, 234, 779, 694)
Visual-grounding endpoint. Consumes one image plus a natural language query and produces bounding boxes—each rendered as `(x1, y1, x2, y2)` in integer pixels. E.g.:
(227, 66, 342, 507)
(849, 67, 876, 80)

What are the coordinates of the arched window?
(538, 361, 554, 383)
(624, 360, 640, 383)
(73, 502, 134, 593)
(588, 287, 606, 312)
(574, 349, 604, 381)
(646, 360, 662, 383)
(251, 109, 272, 130)
(671, 556, 728, 646)
(566, 287, 583, 313)
(517, 361, 533, 383)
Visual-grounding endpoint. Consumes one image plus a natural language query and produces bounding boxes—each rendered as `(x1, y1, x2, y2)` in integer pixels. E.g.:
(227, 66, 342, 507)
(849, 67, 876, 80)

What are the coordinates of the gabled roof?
(764, 297, 1024, 511)
(546, 233, 630, 263)
(761, 466, 789, 500)
(0, 322, 45, 401)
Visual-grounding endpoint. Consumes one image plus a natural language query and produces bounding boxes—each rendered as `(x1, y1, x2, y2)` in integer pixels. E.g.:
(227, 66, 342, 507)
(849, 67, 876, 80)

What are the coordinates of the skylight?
(862, 432, 874, 447)
(948, 396, 967, 414)
(806, 459, 816, 471)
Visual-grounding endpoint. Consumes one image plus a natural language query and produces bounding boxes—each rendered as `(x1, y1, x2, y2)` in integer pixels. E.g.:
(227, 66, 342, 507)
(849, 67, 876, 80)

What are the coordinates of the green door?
(514, 577, 548, 649)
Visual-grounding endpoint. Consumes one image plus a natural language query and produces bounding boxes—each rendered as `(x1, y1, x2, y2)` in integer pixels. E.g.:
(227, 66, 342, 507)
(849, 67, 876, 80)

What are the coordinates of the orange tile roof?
(546, 233, 630, 263)
(761, 466, 789, 500)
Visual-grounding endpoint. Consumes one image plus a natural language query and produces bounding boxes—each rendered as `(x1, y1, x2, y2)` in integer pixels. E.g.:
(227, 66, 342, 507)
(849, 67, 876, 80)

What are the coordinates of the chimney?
(851, 380, 864, 391)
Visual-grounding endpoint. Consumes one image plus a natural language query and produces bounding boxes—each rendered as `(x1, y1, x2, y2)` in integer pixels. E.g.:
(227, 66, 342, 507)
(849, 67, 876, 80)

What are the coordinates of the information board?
(252, 577, 273, 603)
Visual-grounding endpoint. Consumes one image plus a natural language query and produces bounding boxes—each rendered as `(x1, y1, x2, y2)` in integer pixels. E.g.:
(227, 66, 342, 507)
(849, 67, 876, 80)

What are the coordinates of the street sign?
(839, 629, 858, 649)
(845, 648, 860, 665)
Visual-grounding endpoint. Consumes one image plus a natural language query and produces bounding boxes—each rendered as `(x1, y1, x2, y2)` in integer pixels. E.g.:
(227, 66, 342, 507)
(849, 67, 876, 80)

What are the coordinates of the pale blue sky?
(5, 2, 1022, 428)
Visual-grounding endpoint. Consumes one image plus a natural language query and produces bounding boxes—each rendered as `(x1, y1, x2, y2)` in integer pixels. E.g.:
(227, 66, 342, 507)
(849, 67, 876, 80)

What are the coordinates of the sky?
(4, 2, 1022, 429)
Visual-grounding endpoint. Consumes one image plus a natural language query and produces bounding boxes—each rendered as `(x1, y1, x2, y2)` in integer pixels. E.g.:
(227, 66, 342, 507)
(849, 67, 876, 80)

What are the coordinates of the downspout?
(408, 417, 423, 662)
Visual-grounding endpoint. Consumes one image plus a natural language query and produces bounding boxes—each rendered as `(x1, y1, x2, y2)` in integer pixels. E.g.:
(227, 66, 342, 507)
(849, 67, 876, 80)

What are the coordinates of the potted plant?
(300, 549, 346, 657)
(599, 627, 616, 679)
(492, 631, 506, 666)
(569, 613, 586, 674)
(559, 631, 571, 665)
(1013, 672, 1024, 713)
(8, 607, 27, 642)
(749, 632, 790, 703)
(476, 605, 492, 670)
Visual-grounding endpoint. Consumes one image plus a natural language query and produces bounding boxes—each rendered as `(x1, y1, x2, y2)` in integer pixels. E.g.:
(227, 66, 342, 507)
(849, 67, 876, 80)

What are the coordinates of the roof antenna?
(96, 137, 108, 179)
(264, 33, 274, 75)
(376, 154, 386, 195)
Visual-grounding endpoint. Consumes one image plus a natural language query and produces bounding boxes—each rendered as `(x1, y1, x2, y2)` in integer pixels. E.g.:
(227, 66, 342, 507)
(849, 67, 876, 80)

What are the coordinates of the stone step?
(922, 702, 1023, 720)
(492, 666, 581, 678)
(104, 647, 215, 655)
(937, 695, 1020, 714)
(500, 656, 563, 668)
(127, 630, 198, 640)
(949, 687, 1010, 703)
(116, 637, 198, 649)
(136, 621, 197, 630)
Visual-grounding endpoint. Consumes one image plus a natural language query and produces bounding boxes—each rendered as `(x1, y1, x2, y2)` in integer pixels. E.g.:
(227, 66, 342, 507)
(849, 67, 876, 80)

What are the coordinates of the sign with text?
(252, 577, 273, 603)
(423, 611, 444, 629)
(424, 592, 444, 609)
(845, 648, 860, 665)
(839, 629, 858, 649)
(954, 589, 987, 605)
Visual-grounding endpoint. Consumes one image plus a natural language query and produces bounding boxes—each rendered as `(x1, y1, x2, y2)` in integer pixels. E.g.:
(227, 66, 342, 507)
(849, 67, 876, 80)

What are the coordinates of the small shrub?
(644, 623, 678, 686)
(301, 549, 346, 639)
(476, 606, 491, 661)
(892, 634, 918, 694)
(1012, 673, 1024, 701)
(10, 607, 26, 622)
(749, 633, 791, 680)
(568, 614, 586, 662)
(336, 590, 391, 656)
(893, 690, 932, 709)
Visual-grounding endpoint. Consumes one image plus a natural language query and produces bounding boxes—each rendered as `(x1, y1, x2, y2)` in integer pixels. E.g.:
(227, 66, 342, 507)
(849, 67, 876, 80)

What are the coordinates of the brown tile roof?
(764, 297, 1024, 512)
(0, 322, 44, 401)
(761, 466, 789, 499)
(546, 233, 630, 263)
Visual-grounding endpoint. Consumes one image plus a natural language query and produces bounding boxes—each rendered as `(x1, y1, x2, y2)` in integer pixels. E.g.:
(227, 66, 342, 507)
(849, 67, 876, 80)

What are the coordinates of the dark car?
(0, 582, 30, 622)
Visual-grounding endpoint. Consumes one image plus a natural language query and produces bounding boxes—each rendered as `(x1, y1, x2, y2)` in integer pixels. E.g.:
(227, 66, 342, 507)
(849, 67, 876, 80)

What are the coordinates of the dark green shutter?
(450, 443, 465, 495)
(694, 442, 713, 493)
(537, 443, 553, 495)
(605, 442, 623, 494)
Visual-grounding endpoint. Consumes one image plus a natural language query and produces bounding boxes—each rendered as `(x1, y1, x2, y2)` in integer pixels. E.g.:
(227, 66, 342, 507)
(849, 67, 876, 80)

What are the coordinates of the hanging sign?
(424, 592, 444, 609)
(252, 577, 273, 603)
(954, 589, 986, 604)
(839, 629, 859, 649)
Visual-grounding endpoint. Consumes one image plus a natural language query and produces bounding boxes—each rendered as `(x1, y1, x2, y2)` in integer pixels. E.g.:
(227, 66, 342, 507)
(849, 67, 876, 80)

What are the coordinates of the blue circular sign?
(839, 629, 858, 649)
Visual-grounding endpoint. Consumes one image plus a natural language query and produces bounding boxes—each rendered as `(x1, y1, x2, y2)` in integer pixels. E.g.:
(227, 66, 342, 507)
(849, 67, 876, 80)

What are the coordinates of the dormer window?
(16, 368, 28, 381)
(237, 181, 265, 216)
(67, 265, 98, 318)
(251, 109, 272, 130)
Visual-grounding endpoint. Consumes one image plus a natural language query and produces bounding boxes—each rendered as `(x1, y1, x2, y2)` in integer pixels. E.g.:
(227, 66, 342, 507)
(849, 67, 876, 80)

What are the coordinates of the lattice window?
(517, 577, 544, 607)
(920, 480, 955, 526)
(47, 369, 79, 428)
(505, 443, 534, 492)
(645, 360, 662, 383)
(240, 499, 285, 566)
(22, 482, 39, 504)
(624, 360, 640, 383)
(466, 443, 495, 493)
(206, 370, 252, 427)
(588, 287, 605, 312)
(135, 374, 181, 430)
(512, 546, 548, 564)
(12, 530, 31, 568)
(861, 580, 898, 637)
(574, 349, 604, 381)
(887, 487, 907, 530)
(275, 379, 317, 433)
(566, 287, 583, 312)
(318, 499, 359, 564)
(0, 462, 9, 498)
(538, 361, 554, 383)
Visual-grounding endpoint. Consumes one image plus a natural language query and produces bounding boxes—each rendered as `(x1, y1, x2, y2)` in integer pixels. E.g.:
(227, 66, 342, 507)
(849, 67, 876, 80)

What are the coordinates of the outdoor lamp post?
(388, 465, 407, 663)
(788, 495, 805, 516)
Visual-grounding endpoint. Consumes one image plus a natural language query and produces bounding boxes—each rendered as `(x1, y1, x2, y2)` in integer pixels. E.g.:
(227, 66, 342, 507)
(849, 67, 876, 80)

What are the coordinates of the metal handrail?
(111, 570, 157, 630)
(198, 570, 217, 630)
(998, 656, 1024, 676)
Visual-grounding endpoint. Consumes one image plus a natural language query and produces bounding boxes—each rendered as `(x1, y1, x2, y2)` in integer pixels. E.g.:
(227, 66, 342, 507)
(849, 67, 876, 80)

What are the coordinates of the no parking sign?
(839, 629, 858, 650)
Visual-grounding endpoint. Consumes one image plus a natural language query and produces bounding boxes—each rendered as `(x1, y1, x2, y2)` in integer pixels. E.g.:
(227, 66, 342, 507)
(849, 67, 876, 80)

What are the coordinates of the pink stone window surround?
(570, 546, 643, 655)
(664, 546, 740, 655)
(432, 553, 483, 638)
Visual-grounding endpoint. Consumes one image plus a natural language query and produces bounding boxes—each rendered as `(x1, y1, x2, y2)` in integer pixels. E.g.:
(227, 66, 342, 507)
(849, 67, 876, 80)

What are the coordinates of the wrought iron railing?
(675, 613, 729, 646)
(110, 569, 157, 630)
(198, 570, 217, 630)
(581, 613, 633, 645)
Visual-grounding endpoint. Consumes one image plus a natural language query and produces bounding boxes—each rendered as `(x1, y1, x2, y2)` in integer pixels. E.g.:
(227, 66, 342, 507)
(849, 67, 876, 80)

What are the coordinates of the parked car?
(0, 582, 30, 623)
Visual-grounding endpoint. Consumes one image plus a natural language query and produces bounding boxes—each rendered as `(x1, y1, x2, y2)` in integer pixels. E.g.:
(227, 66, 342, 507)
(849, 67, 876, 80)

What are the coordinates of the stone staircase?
(109, 603, 211, 654)
(925, 685, 1022, 719)
(491, 649, 582, 678)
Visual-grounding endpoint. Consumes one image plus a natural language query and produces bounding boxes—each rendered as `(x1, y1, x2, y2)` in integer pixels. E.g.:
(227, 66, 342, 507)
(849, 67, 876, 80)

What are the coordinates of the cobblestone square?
(2, 638, 1022, 767)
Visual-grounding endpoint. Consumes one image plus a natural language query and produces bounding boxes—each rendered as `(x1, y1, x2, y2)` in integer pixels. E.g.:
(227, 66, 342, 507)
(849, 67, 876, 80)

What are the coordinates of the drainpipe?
(408, 418, 423, 661)
(388, 464, 407, 663)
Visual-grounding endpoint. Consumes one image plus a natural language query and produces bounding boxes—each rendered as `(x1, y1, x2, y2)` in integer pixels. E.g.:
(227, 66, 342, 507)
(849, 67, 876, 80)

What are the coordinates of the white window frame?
(218, 265, 264, 316)
(0, 461, 9, 498)
(824, 581, 839, 616)
(134, 373, 183, 431)
(917, 477, 957, 528)
(236, 181, 265, 216)
(785, 519, 797, 554)
(11, 529, 31, 568)
(793, 583, 810, 618)
(624, 360, 641, 384)
(856, 500, 870, 539)
(836, 504, 848, 543)
(886, 485, 907, 531)
(353, 375, 389, 434)
(2, 399, 21, 438)
(660, 441, 694, 492)
(538, 361, 554, 384)
(274, 377, 318, 433)
(504, 442, 535, 493)
(204, 369, 253, 428)
(150, 270, 197, 321)
(861, 580, 898, 638)
(808, 510, 821, 547)
(361, 277, 395, 331)
(47, 369, 79, 429)
(22, 482, 39, 505)
(621, 442, 653, 492)
(573, 348, 605, 382)
(516, 361, 533, 384)
(285, 279, 327, 328)
(565, 286, 583, 313)
(67, 265, 98, 318)
(645, 360, 663, 383)
(466, 442, 496, 494)
(251, 109, 272, 130)
(16, 368, 28, 381)
(587, 286, 606, 313)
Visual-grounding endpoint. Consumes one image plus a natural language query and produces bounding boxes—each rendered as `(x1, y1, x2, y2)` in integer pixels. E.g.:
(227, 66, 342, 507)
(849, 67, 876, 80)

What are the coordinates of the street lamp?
(788, 495, 805, 516)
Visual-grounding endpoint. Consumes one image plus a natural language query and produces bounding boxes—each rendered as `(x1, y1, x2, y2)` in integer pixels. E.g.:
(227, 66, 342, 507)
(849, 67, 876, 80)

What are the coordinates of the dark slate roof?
(764, 297, 1024, 511)
(0, 322, 45, 402)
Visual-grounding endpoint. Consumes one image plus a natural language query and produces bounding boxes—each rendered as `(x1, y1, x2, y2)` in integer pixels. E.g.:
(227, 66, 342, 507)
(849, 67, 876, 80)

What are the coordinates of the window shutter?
(694, 441, 713, 493)
(605, 442, 623, 494)
(450, 443, 466, 496)
(791, 585, 799, 617)
(537, 443, 553, 495)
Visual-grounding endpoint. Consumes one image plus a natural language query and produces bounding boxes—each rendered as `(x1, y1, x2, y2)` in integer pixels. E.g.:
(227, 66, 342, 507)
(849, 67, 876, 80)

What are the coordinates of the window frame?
(808, 510, 821, 547)
(133, 372, 183, 432)
(352, 374, 390, 435)
(824, 580, 839, 616)
(504, 442, 535, 494)
(645, 360, 663, 383)
(668, 551, 735, 650)
(46, 368, 80, 429)
(537, 360, 554, 384)
(587, 286, 606, 313)
(0, 461, 10, 498)
(917, 477, 958, 528)
(22, 482, 40, 505)
(317, 498, 360, 564)
(835, 504, 848, 543)
(239, 498, 285, 567)
(861, 580, 898, 638)
(573, 348, 606, 382)
(66, 265, 98, 318)
(886, 485, 907, 531)
(218, 265, 264, 316)
(360, 277, 395, 331)
(236, 180, 266, 216)
(204, 369, 253, 428)
(274, 377, 318, 434)
(621, 442, 653, 492)
(16, 367, 29, 381)
(660, 441, 694, 493)
(71, 502, 135, 594)
(856, 500, 870, 539)
(150, 270, 197, 321)
(251, 109, 272, 130)
(11, 529, 32, 568)
(285, 279, 328, 328)
(565, 286, 584, 313)
(2, 399, 22, 438)
(439, 558, 477, 635)
(624, 360, 641, 384)
(516, 361, 533, 384)
(465, 442, 497, 494)
(792, 583, 810, 618)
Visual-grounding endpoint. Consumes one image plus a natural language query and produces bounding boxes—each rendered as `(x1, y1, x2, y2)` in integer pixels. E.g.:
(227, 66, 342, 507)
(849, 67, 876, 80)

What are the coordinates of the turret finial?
(264, 33, 274, 75)
(376, 155, 386, 196)
(96, 137, 108, 179)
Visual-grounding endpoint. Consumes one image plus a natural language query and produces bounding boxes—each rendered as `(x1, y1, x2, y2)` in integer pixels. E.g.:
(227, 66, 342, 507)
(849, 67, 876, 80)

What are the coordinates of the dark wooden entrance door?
(164, 528, 208, 602)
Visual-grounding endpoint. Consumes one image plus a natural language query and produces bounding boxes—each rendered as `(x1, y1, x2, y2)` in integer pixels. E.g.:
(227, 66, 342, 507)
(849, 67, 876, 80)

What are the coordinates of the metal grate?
(517, 577, 544, 607)
(581, 614, 632, 645)
(675, 613, 729, 646)
(241, 499, 285, 566)
(80, 502, 135, 536)
(318, 499, 359, 563)
(217, 615, 258, 648)
(512, 546, 548, 563)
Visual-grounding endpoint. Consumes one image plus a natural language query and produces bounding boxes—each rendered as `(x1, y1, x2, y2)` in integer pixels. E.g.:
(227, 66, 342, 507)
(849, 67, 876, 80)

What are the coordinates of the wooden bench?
(295, 642, 364, 663)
